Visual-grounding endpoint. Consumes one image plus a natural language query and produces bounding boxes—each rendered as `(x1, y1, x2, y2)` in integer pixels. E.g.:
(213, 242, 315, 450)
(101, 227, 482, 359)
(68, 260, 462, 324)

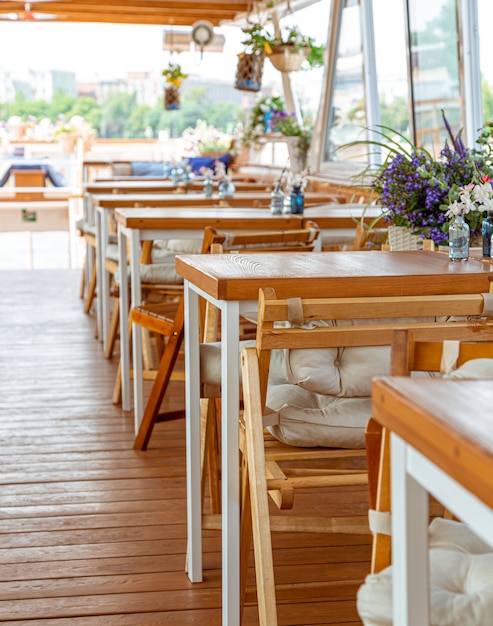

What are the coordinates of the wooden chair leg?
(242, 348, 278, 626)
(365, 417, 383, 511)
(105, 296, 120, 360)
(201, 397, 221, 515)
(240, 432, 253, 620)
(371, 426, 391, 574)
(133, 299, 185, 451)
(83, 261, 97, 314)
(112, 316, 132, 406)
(79, 252, 86, 299)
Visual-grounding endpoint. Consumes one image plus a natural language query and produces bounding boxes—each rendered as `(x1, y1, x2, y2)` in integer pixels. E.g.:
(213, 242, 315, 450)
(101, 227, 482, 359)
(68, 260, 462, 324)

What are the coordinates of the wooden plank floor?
(0, 269, 371, 625)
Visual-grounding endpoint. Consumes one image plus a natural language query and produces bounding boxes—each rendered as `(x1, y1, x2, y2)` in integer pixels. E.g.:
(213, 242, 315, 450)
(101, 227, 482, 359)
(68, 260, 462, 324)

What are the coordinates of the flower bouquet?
(351, 112, 493, 246)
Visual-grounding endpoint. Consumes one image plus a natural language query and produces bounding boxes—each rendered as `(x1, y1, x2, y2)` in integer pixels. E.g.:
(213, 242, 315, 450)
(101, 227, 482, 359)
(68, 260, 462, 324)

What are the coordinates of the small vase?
(218, 178, 235, 199)
(270, 183, 284, 214)
(482, 210, 493, 256)
(448, 214, 470, 261)
(203, 176, 214, 198)
(289, 185, 304, 214)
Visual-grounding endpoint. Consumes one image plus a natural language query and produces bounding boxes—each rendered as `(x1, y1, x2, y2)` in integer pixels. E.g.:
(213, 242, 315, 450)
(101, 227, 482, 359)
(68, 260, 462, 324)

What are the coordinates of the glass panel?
(373, 0, 409, 140)
(324, 0, 366, 162)
(478, 0, 493, 123)
(407, 0, 462, 153)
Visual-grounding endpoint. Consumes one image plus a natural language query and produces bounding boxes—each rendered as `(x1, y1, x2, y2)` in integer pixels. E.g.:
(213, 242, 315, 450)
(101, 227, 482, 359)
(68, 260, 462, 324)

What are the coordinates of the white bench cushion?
(357, 518, 493, 626)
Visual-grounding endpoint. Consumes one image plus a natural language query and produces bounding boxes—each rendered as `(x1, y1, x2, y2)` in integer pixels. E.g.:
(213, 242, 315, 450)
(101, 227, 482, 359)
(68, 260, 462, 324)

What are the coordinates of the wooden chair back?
(10, 169, 48, 201)
(367, 325, 493, 575)
(132, 222, 320, 452)
(241, 287, 493, 625)
(203, 220, 320, 254)
(10, 168, 47, 188)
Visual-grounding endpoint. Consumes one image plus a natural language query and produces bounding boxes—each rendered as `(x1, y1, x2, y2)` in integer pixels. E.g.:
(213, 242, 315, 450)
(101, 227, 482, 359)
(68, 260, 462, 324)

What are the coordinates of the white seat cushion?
(200, 341, 286, 386)
(357, 518, 493, 626)
(446, 358, 493, 379)
(263, 317, 476, 448)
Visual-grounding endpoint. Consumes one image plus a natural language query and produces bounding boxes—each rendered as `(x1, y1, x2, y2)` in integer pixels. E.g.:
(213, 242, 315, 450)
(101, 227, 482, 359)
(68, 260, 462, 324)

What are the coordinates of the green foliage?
(0, 84, 242, 140)
(482, 79, 493, 124)
(240, 22, 325, 68)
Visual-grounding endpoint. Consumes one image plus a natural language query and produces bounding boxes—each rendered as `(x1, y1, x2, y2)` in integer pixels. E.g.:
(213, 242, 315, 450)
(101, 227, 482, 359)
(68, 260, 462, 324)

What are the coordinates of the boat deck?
(0, 269, 370, 624)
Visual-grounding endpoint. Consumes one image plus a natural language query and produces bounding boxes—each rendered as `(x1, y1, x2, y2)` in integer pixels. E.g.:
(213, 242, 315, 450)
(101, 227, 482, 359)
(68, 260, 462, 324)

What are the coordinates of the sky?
(0, 22, 246, 82)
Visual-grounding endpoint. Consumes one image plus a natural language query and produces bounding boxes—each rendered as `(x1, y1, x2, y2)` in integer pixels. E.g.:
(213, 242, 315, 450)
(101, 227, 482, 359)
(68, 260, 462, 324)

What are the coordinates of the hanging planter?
(238, 22, 324, 77)
(164, 85, 181, 111)
(162, 61, 187, 111)
(267, 44, 308, 73)
(234, 52, 264, 92)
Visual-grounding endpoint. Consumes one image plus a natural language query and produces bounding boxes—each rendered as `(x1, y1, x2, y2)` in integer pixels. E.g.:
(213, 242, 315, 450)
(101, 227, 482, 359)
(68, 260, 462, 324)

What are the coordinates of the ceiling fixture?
(0, 1, 60, 21)
(191, 20, 214, 58)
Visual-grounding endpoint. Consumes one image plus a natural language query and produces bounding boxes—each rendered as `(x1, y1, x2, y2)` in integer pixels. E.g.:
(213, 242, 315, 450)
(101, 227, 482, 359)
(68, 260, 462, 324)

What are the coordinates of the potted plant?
(343, 112, 493, 248)
(238, 22, 325, 74)
(235, 23, 266, 92)
(266, 25, 325, 72)
(162, 61, 188, 110)
(269, 110, 313, 172)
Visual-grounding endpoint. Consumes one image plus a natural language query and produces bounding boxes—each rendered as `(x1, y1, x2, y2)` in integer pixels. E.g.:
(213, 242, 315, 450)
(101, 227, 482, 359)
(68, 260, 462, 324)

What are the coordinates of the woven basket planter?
(387, 226, 423, 250)
(235, 53, 264, 92)
(267, 45, 308, 72)
(164, 85, 180, 110)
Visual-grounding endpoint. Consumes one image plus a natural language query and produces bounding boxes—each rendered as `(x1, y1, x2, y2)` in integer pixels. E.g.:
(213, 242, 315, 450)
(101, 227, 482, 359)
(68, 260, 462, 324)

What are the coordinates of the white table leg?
(130, 229, 143, 433)
(95, 205, 104, 344)
(185, 281, 203, 583)
(99, 208, 110, 352)
(391, 434, 430, 626)
(118, 225, 131, 411)
(221, 299, 241, 626)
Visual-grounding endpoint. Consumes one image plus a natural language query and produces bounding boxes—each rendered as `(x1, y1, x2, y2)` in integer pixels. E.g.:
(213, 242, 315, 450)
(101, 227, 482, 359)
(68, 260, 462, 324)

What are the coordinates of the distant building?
(0, 68, 77, 101)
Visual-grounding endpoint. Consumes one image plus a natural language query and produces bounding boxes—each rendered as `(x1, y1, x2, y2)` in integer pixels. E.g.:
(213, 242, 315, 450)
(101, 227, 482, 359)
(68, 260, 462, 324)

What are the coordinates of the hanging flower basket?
(164, 85, 181, 111)
(234, 52, 264, 92)
(267, 44, 308, 72)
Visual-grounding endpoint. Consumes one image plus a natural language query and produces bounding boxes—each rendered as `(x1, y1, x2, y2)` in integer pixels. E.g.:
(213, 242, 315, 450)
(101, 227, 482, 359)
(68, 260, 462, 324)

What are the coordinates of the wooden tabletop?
(95, 193, 276, 208)
(303, 204, 385, 228)
(175, 250, 493, 301)
(372, 377, 493, 510)
(114, 206, 304, 231)
(109, 201, 382, 228)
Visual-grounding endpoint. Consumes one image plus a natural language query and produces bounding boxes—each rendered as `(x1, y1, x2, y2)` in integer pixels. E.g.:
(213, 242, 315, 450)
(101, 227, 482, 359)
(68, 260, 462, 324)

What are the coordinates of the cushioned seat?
(357, 518, 493, 626)
(265, 317, 439, 448)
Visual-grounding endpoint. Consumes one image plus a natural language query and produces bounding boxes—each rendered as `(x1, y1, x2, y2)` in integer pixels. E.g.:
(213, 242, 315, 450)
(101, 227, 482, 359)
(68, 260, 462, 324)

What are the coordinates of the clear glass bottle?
(482, 210, 493, 256)
(218, 177, 235, 198)
(203, 176, 214, 198)
(171, 167, 180, 185)
(270, 183, 284, 214)
(290, 184, 305, 214)
(448, 214, 470, 261)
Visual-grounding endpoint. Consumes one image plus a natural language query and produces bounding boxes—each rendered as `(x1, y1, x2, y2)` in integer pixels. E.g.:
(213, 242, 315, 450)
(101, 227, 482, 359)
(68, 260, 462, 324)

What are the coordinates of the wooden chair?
(131, 222, 322, 452)
(366, 324, 493, 575)
(10, 168, 47, 188)
(239, 288, 493, 625)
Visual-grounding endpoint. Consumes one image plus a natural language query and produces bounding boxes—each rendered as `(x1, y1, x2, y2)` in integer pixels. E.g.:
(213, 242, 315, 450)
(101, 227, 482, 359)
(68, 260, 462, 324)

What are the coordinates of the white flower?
(446, 179, 493, 218)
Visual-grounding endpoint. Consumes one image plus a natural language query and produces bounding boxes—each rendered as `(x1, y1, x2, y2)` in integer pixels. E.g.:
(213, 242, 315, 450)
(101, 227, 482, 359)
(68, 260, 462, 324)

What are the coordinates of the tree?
(100, 91, 137, 138)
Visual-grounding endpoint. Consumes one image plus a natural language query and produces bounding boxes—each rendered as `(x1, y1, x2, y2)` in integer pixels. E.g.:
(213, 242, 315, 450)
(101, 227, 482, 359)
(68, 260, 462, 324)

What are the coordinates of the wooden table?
(94, 200, 377, 351)
(114, 207, 305, 422)
(371, 377, 493, 625)
(174, 250, 493, 626)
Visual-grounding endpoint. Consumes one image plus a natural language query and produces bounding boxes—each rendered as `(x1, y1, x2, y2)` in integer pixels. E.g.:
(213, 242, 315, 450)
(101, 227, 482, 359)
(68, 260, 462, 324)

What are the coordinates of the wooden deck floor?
(0, 269, 371, 625)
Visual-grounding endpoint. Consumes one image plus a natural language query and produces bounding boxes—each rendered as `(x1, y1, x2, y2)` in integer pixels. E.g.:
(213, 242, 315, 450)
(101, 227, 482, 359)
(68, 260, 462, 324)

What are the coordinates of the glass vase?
(448, 214, 470, 261)
(289, 185, 305, 214)
(203, 176, 214, 198)
(218, 178, 235, 199)
(482, 210, 493, 256)
(270, 183, 284, 214)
